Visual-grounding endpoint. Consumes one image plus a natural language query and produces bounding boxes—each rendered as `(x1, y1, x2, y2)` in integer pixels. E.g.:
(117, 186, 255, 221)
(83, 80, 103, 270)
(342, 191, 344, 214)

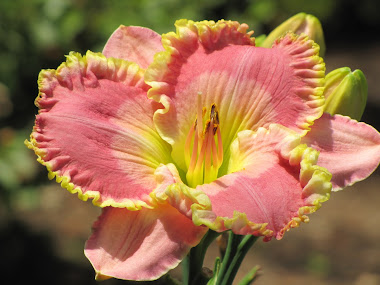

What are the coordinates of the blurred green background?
(1, 0, 380, 284)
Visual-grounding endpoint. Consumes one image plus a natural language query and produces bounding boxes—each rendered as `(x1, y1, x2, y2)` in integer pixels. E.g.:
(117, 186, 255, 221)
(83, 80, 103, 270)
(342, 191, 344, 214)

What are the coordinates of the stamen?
(185, 120, 196, 168)
(185, 95, 224, 188)
(210, 104, 218, 123)
(192, 134, 207, 187)
(211, 125, 219, 168)
(197, 92, 203, 150)
(187, 131, 199, 174)
(217, 127, 223, 165)
(204, 121, 213, 183)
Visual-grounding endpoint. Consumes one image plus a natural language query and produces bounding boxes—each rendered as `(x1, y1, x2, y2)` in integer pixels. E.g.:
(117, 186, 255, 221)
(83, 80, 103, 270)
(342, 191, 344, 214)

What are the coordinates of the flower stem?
(214, 232, 259, 285)
(183, 230, 221, 285)
(214, 231, 243, 284)
(220, 235, 259, 285)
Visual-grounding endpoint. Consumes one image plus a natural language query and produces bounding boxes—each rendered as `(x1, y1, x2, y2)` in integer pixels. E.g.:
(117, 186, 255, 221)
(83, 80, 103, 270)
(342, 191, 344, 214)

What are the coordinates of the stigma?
(185, 93, 223, 188)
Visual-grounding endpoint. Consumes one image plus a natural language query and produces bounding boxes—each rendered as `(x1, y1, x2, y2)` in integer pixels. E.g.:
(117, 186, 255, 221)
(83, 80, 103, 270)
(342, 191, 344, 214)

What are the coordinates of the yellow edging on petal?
(146, 18, 254, 97)
(196, 125, 331, 240)
(151, 181, 211, 219)
(277, 139, 332, 239)
(27, 51, 155, 210)
(36, 51, 147, 108)
(151, 180, 273, 239)
(275, 33, 326, 135)
(25, 138, 152, 210)
(192, 206, 273, 240)
(145, 20, 255, 146)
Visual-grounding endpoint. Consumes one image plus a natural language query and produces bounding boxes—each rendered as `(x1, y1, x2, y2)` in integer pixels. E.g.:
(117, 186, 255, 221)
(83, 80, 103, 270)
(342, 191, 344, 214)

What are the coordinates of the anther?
(185, 94, 224, 187)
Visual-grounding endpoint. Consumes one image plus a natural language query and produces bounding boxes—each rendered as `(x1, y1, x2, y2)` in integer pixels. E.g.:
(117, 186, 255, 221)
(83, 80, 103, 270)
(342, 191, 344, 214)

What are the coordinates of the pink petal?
(103, 26, 164, 68)
(26, 51, 172, 208)
(145, 20, 325, 171)
(192, 125, 331, 240)
(85, 205, 207, 280)
(302, 113, 380, 190)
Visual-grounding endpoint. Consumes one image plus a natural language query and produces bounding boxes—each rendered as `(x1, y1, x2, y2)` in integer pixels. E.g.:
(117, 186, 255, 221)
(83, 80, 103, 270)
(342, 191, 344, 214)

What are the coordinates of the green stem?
(220, 235, 259, 285)
(183, 230, 221, 285)
(215, 231, 244, 285)
(182, 254, 191, 285)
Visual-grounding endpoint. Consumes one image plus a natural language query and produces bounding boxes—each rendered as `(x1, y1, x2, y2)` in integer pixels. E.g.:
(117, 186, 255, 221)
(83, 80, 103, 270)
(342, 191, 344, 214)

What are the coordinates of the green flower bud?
(260, 13, 326, 57)
(324, 67, 368, 121)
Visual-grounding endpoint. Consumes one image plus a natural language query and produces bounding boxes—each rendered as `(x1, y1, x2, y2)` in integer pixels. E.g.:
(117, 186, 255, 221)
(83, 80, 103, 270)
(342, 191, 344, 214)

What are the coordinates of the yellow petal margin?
(25, 51, 168, 210)
(145, 19, 255, 144)
(151, 125, 332, 241)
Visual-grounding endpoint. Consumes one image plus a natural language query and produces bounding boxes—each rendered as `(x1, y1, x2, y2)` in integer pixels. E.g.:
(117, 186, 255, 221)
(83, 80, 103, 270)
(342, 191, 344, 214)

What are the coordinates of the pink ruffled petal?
(192, 125, 331, 240)
(85, 205, 207, 281)
(26, 51, 172, 209)
(302, 113, 380, 190)
(145, 20, 325, 171)
(103, 26, 164, 68)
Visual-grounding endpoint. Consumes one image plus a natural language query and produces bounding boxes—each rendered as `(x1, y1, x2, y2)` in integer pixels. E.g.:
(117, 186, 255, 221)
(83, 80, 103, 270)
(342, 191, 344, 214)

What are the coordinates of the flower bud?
(260, 13, 326, 57)
(324, 67, 367, 121)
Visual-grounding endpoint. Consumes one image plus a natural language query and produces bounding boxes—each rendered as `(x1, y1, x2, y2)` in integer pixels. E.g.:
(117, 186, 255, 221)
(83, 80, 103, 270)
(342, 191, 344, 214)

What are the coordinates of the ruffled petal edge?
(272, 32, 326, 134)
(157, 125, 331, 241)
(25, 51, 159, 210)
(302, 113, 380, 190)
(145, 19, 255, 144)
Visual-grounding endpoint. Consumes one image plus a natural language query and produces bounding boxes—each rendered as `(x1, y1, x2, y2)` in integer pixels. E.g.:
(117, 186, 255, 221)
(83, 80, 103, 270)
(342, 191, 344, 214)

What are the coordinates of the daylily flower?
(26, 18, 380, 281)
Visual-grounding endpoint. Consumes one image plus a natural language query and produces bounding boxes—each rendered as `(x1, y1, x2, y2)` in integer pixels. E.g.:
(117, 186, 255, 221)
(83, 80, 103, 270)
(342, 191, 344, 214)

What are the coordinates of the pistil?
(185, 95, 223, 188)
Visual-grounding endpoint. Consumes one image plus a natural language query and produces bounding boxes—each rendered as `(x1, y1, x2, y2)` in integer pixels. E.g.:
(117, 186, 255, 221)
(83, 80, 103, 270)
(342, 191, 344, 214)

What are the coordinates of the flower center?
(184, 93, 223, 187)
